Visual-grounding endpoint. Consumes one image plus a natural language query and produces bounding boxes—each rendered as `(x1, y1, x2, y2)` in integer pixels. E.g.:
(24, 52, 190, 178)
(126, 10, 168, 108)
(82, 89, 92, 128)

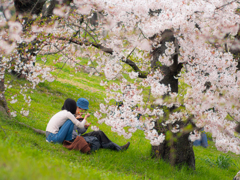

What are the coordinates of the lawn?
(0, 57, 239, 180)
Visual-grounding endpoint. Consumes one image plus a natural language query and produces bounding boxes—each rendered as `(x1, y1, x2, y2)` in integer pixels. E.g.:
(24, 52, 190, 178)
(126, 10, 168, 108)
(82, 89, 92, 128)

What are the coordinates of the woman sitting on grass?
(45, 98, 89, 144)
(72, 98, 130, 152)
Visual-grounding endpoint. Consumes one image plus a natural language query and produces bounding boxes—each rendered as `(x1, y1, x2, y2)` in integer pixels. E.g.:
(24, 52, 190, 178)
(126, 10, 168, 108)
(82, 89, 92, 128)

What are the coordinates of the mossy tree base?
(151, 133, 195, 170)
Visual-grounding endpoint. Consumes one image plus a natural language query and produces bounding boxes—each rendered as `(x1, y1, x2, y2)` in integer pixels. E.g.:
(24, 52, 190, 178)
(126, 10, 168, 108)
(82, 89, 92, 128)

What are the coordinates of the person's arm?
(67, 112, 86, 129)
(75, 117, 89, 135)
(77, 127, 87, 135)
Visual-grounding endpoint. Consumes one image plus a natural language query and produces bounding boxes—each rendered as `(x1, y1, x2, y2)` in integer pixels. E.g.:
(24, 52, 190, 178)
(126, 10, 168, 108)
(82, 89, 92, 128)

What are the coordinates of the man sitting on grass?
(72, 98, 130, 152)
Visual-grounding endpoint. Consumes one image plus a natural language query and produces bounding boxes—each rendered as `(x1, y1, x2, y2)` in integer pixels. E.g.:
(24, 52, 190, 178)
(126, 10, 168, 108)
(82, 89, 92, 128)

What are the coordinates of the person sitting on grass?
(45, 98, 88, 144)
(72, 98, 130, 152)
(193, 128, 208, 148)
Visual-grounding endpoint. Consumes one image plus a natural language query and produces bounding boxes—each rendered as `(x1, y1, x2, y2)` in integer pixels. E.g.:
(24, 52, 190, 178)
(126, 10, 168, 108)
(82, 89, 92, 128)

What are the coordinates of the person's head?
(76, 98, 89, 113)
(62, 98, 77, 114)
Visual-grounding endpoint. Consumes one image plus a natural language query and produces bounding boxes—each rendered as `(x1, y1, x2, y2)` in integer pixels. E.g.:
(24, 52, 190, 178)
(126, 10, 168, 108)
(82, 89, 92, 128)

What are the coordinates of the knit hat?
(77, 98, 89, 110)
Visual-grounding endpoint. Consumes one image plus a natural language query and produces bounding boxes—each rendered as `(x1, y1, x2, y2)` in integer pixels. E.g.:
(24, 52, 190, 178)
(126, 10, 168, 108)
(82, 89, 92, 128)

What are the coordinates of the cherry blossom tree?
(1, 0, 240, 169)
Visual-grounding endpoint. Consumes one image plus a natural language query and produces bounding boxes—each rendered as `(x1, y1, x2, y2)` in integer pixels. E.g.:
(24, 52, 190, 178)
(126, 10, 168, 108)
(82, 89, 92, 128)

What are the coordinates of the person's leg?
(82, 130, 112, 144)
(46, 120, 74, 143)
(82, 130, 130, 151)
(193, 139, 201, 146)
(102, 141, 122, 151)
(201, 132, 208, 148)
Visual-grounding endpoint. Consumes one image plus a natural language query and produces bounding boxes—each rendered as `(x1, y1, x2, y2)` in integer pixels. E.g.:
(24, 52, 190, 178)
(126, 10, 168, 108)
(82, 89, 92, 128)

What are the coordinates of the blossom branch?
(68, 23, 98, 43)
(215, 0, 240, 10)
(56, 36, 148, 78)
(86, 54, 101, 74)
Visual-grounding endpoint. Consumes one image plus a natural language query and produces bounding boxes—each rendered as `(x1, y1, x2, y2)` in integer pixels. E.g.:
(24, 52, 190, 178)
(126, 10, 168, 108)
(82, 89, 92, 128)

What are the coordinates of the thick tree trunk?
(14, 0, 46, 16)
(151, 114, 196, 169)
(0, 57, 8, 115)
(14, 0, 73, 17)
(0, 74, 9, 115)
(151, 133, 195, 169)
(151, 116, 196, 169)
(150, 30, 195, 169)
(151, 30, 182, 93)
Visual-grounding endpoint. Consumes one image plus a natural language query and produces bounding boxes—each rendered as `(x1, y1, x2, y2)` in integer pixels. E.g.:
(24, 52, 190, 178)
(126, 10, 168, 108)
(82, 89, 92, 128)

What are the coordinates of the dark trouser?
(82, 130, 121, 151)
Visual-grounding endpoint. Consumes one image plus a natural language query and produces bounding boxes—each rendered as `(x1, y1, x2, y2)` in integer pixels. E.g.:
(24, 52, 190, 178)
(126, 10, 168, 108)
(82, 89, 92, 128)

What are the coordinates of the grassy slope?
(0, 59, 240, 180)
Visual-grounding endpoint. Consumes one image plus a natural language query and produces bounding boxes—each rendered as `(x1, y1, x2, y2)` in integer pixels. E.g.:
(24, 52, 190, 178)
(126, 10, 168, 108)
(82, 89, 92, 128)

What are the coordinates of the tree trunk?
(0, 73, 9, 116)
(14, 0, 46, 16)
(150, 30, 195, 169)
(151, 133, 195, 169)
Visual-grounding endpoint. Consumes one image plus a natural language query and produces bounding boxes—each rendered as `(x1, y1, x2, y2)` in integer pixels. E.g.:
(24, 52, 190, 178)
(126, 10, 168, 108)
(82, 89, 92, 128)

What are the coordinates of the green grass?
(1, 59, 240, 179)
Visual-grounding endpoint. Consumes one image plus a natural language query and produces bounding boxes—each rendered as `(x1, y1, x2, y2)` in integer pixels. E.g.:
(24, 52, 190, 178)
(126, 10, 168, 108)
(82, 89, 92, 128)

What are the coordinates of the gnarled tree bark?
(0, 58, 9, 115)
(150, 30, 195, 169)
(0, 79, 9, 116)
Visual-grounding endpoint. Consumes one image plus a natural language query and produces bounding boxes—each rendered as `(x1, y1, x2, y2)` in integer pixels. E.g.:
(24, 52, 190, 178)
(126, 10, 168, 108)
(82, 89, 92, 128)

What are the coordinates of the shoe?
(120, 142, 130, 151)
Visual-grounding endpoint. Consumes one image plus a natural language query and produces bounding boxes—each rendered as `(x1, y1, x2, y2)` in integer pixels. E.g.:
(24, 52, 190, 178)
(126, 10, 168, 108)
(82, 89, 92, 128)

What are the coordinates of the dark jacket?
(72, 125, 101, 152)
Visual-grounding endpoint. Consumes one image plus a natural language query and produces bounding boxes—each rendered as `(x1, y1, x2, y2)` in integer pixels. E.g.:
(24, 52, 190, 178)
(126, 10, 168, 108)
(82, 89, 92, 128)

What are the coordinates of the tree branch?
(215, 0, 239, 10)
(18, 121, 46, 135)
(56, 36, 148, 78)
